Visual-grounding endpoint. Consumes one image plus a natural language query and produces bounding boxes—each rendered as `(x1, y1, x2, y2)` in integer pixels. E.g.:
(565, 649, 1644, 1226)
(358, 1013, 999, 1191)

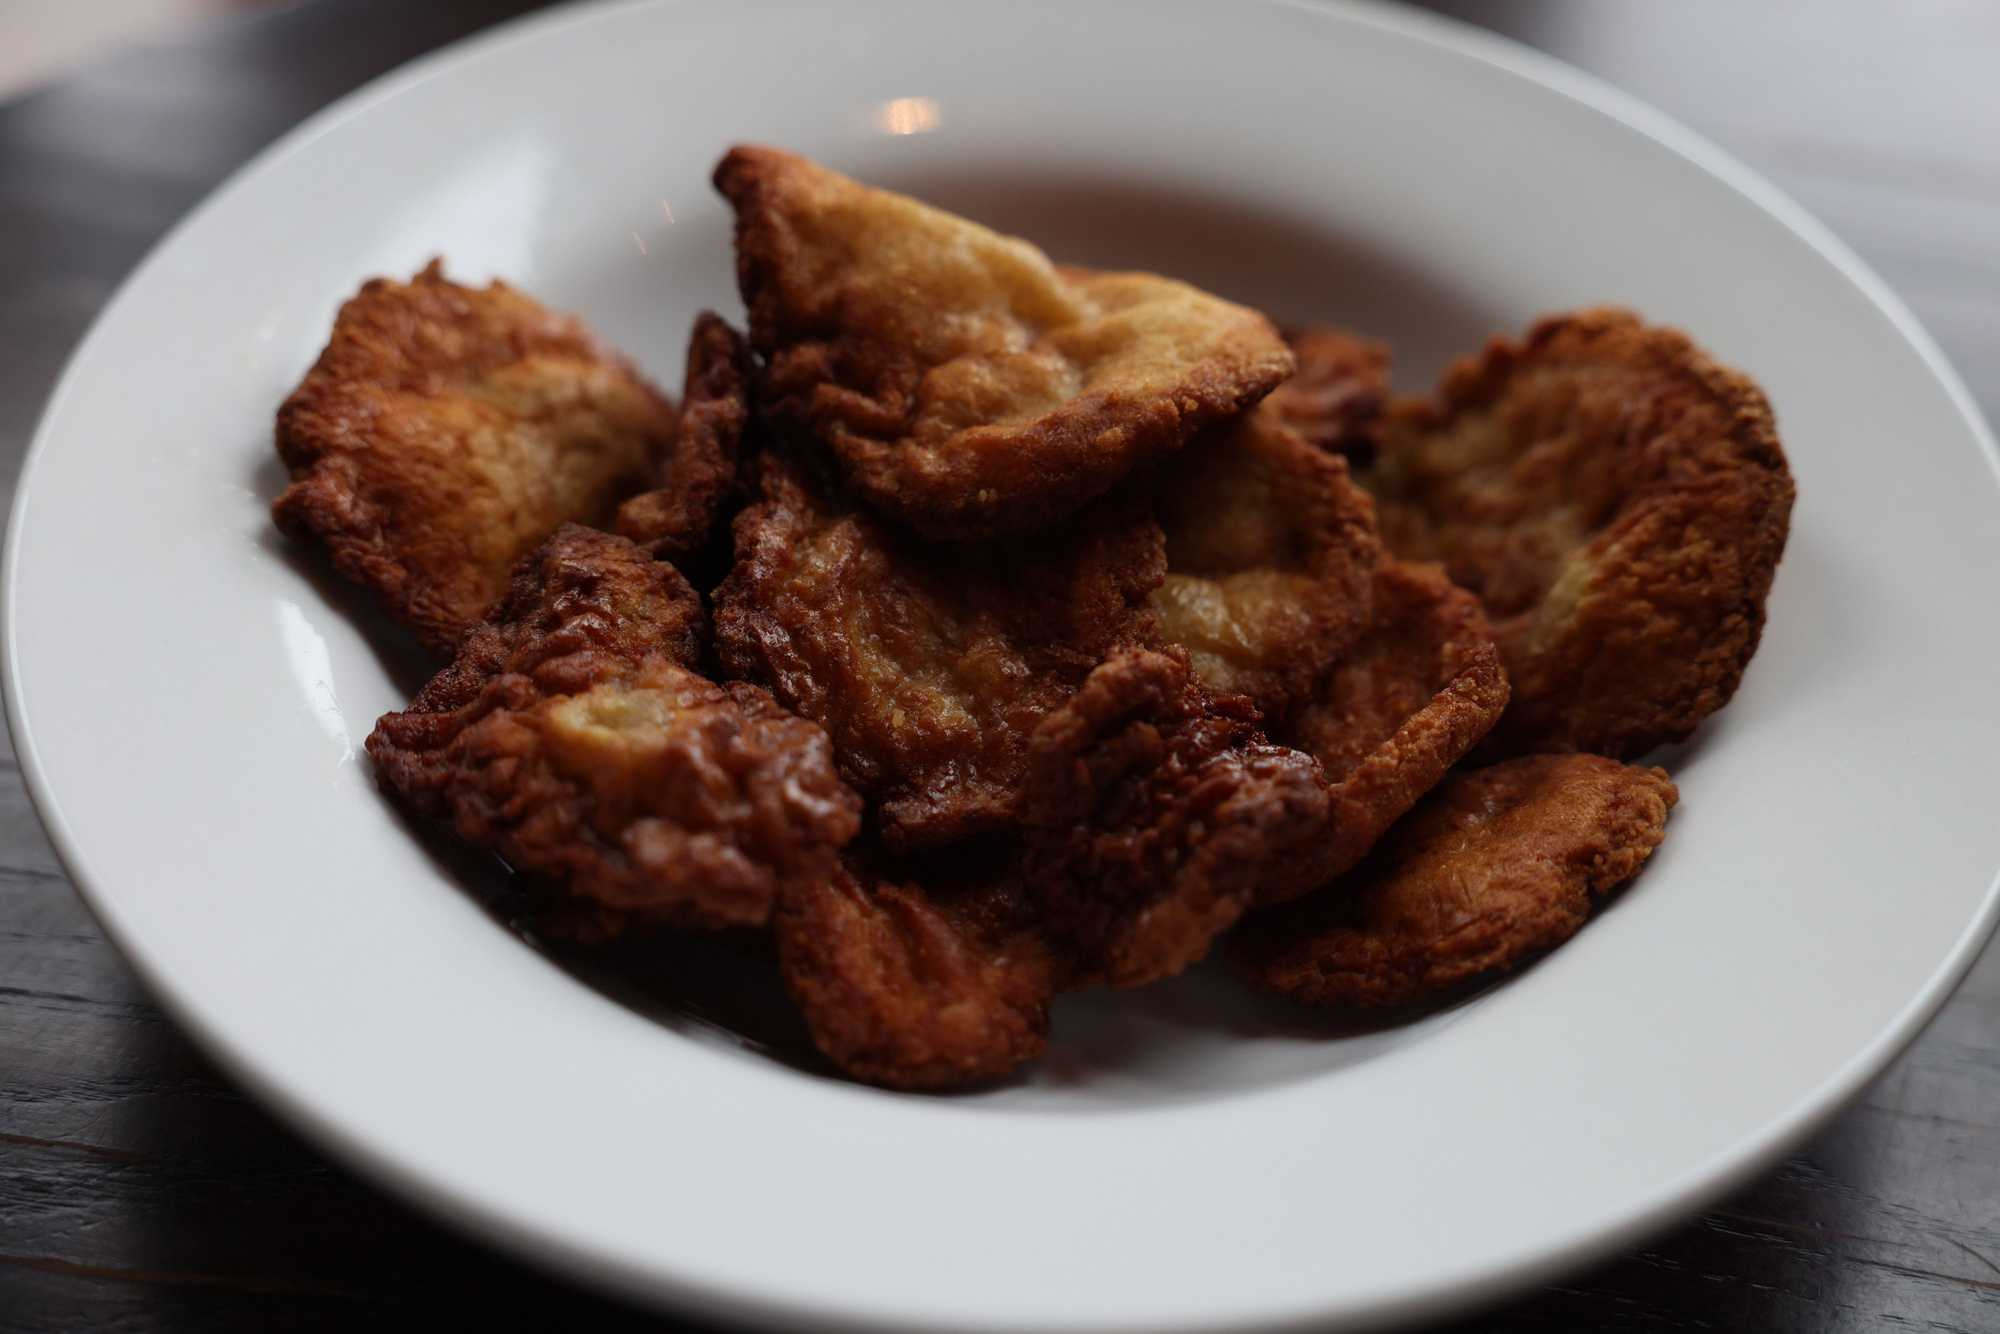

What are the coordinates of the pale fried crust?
(1148, 406, 1381, 717)
(367, 526, 861, 932)
(715, 145, 1294, 539)
(715, 452, 1163, 850)
(614, 311, 751, 561)
(1364, 308, 1794, 758)
(274, 261, 668, 653)
(1238, 754, 1677, 1007)
(775, 860, 1056, 1090)
(1266, 325, 1390, 462)
(1274, 561, 1511, 894)
(1022, 649, 1334, 987)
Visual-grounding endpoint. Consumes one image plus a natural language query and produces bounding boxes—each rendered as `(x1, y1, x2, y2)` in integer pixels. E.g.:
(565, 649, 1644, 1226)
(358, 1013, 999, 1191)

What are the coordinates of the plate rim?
(5, 0, 1999, 1329)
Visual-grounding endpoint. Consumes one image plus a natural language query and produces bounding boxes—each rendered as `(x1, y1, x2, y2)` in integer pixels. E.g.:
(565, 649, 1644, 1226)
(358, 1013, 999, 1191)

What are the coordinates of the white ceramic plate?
(8, 1, 2000, 1329)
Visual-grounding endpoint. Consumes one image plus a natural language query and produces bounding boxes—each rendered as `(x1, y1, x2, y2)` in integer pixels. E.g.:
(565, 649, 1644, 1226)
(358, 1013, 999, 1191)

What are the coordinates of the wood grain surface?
(2, 2, 1996, 1330)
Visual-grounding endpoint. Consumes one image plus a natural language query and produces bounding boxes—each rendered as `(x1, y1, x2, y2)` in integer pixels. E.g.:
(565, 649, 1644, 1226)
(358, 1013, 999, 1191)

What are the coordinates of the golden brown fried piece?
(1238, 754, 1677, 1007)
(1266, 325, 1390, 461)
(1274, 561, 1511, 890)
(274, 261, 669, 653)
(1148, 405, 1380, 717)
(776, 859, 1057, 1090)
(614, 312, 751, 562)
(1022, 649, 1335, 987)
(367, 525, 862, 933)
(715, 453, 1163, 850)
(1363, 308, 1794, 758)
(716, 145, 1294, 539)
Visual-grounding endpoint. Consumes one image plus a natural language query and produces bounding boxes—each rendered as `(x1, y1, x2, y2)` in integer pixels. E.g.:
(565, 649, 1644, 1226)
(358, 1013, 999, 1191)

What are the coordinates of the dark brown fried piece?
(1149, 405, 1380, 717)
(1238, 754, 1677, 1007)
(715, 452, 1164, 850)
(614, 311, 751, 561)
(1022, 649, 1334, 987)
(367, 526, 861, 933)
(1266, 325, 1390, 462)
(1274, 561, 1511, 891)
(716, 145, 1294, 539)
(776, 859, 1057, 1090)
(274, 261, 669, 653)
(1363, 308, 1794, 758)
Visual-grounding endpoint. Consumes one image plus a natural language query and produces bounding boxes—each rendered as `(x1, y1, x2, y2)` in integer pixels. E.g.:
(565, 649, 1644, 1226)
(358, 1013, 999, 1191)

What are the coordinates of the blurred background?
(0, 0, 273, 98)
(0, 0, 1992, 450)
(0, 2, 1994, 1333)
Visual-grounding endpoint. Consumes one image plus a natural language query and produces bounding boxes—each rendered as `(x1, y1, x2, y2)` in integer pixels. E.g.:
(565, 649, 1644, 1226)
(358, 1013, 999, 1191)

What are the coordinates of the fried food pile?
(274, 147, 1793, 1090)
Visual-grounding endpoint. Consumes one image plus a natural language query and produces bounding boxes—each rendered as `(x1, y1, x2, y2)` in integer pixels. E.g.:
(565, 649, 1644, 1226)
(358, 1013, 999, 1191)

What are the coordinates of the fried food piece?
(614, 311, 752, 562)
(776, 859, 1057, 1090)
(1148, 405, 1380, 716)
(715, 453, 1164, 849)
(1274, 561, 1511, 890)
(1265, 325, 1389, 462)
(1238, 754, 1677, 1007)
(274, 261, 669, 653)
(367, 526, 861, 932)
(1022, 649, 1334, 986)
(716, 145, 1294, 539)
(1362, 308, 1794, 758)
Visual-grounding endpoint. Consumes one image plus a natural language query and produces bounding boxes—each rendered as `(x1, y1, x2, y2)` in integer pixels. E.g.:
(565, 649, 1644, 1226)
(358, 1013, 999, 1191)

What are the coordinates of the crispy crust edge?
(272, 261, 673, 654)
(1239, 754, 1678, 1007)
(1392, 308, 1795, 758)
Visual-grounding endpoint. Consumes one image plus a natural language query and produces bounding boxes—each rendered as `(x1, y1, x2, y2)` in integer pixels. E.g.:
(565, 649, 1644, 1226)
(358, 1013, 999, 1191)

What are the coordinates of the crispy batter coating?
(1238, 754, 1677, 1007)
(776, 859, 1057, 1090)
(274, 261, 668, 653)
(716, 145, 1294, 539)
(367, 526, 861, 932)
(1363, 308, 1794, 758)
(1148, 405, 1380, 716)
(614, 311, 751, 561)
(1266, 325, 1390, 462)
(1275, 561, 1511, 890)
(715, 452, 1164, 849)
(1022, 649, 1334, 986)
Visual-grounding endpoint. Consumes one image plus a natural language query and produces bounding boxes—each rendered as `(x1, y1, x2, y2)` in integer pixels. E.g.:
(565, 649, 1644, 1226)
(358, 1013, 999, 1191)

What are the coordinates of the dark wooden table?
(3, 2, 1996, 1329)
